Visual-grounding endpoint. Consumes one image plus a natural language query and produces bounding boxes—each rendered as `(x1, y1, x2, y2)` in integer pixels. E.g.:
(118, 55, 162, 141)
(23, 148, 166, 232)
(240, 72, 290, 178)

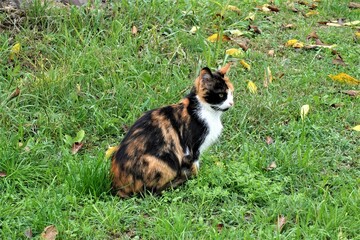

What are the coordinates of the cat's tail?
(105, 146, 119, 160)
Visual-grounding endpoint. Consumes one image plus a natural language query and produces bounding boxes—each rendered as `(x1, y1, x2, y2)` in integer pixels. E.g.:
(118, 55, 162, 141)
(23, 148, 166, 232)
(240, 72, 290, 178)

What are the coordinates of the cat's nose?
(229, 101, 234, 106)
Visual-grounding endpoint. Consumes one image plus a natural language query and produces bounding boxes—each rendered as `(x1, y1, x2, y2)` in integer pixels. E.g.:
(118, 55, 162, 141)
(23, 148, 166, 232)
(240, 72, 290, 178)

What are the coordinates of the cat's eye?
(219, 93, 224, 98)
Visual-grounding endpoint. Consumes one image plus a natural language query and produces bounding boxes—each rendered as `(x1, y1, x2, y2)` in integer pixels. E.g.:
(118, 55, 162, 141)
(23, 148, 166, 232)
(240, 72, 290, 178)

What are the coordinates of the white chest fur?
(197, 104, 223, 153)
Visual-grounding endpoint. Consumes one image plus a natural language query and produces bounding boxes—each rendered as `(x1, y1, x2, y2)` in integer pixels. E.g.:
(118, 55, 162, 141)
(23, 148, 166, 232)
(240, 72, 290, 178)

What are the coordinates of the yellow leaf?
(207, 33, 219, 42)
(245, 12, 256, 21)
(226, 48, 243, 57)
(300, 104, 310, 120)
(352, 125, 360, 131)
(328, 73, 360, 85)
(227, 5, 241, 14)
(9, 42, 21, 60)
(207, 33, 230, 42)
(189, 26, 199, 34)
(240, 59, 250, 70)
(285, 39, 298, 47)
(305, 10, 319, 17)
(247, 80, 258, 94)
(355, 31, 360, 39)
(105, 146, 119, 159)
(293, 42, 304, 48)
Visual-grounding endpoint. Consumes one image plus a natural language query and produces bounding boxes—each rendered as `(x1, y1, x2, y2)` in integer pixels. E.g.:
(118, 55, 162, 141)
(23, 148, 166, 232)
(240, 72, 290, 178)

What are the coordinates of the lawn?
(0, 0, 359, 239)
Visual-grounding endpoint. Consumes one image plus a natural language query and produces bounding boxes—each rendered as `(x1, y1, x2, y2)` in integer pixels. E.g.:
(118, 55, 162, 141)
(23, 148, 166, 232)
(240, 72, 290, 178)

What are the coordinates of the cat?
(110, 63, 234, 198)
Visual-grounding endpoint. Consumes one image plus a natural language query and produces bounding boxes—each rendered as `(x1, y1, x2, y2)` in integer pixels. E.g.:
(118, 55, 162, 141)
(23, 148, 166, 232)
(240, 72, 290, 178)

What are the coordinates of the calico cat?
(110, 63, 234, 198)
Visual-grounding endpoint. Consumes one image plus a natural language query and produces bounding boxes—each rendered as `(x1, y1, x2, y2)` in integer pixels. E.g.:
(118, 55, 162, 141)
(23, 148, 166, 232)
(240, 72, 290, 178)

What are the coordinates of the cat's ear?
(218, 63, 231, 75)
(199, 67, 212, 82)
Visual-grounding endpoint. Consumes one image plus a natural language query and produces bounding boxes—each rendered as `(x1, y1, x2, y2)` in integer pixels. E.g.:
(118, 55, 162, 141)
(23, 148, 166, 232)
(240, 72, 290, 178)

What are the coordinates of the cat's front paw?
(191, 160, 200, 175)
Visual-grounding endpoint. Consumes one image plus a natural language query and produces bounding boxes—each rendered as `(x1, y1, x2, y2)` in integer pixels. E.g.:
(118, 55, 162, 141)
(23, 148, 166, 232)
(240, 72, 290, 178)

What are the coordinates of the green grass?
(1, 0, 359, 239)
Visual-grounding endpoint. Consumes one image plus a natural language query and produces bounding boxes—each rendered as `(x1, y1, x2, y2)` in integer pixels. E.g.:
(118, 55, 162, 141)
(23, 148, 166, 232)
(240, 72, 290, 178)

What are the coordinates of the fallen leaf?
(307, 31, 319, 39)
(332, 54, 346, 66)
(0, 172, 7, 177)
(216, 223, 224, 232)
(40, 225, 58, 240)
(285, 39, 299, 47)
(266, 161, 277, 171)
(328, 73, 360, 85)
(355, 30, 360, 39)
(268, 49, 275, 57)
(330, 103, 344, 108)
(207, 33, 230, 42)
(282, 23, 296, 29)
(225, 48, 243, 57)
(10, 42, 21, 60)
(228, 29, 245, 36)
(342, 90, 360, 97)
(268, 5, 280, 12)
(343, 20, 360, 26)
(24, 228, 32, 238)
(326, 22, 342, 27)
(245, 12, 256, 21)
(7, 87, 20, 101)
(352, 125, 360, 131)
(300, 104, 310, 120)
(105, 146, 119, 159)
(305, 10, 319, 17)
(189, 26, 199, 34)
(249, 25, 261, 34)
(349, 2, 360, 9)
(264, 66, 273, 87)
(256, 4, 271, 12)
(76, 83, 81, 95)
(293, 42, 304, 48)
(131, 25, 138, 35)
(239, 59, 250, 70)
(71, 142, 83, 154)
(276, 215, 287, 232)
(231, 38, 250, 51)
(247, 80, 258, 94)
(265, 136, 274, 145)
(226, 5, 241, 14)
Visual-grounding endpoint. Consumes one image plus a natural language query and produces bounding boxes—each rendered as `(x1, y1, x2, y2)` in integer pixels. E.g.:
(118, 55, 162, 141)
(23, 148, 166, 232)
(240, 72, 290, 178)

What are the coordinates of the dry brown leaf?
(249, 25, 261, 34)
(0, 172, 7, 177)
(342, 90, 360, 97)
(131, 25, 138, 35)
(329, 73, 360, 85)
(330, 103, 344, 108)
(332, 54, 346, 66)
(71, 142, 84, 154)
(266, 161, 277, 171)
(40, 225, 58, 240)
(282, 23, 296, 29)
(216, 223, 224, 232)
(349, 2, 360, 9)
(8, 87, 20, 101)
(231, 37, 250, 51)
(268, 5, 280, 12)
(307, 31, 319, 39)
(265, 136, 274, 145)
(276, 215, 287, 232)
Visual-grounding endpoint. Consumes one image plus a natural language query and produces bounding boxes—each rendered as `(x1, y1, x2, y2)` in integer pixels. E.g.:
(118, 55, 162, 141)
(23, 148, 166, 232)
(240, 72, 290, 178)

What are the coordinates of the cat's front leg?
(191, 160, 200, 175)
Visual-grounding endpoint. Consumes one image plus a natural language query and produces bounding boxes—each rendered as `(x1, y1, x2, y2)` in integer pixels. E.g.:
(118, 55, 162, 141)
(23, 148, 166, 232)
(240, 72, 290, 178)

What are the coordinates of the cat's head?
(194, 63, 234, 111)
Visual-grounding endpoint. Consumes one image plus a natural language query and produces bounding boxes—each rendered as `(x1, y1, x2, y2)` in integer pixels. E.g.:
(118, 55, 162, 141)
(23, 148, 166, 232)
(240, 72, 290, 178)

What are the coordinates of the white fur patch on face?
(218, 90, 234, 111)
